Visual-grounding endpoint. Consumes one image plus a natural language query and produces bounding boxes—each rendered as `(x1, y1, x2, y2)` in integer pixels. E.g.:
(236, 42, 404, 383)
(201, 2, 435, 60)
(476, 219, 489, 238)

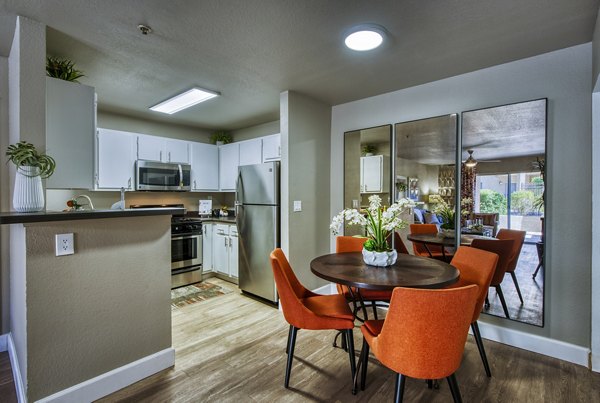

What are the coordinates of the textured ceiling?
(0, 0, 597, 131)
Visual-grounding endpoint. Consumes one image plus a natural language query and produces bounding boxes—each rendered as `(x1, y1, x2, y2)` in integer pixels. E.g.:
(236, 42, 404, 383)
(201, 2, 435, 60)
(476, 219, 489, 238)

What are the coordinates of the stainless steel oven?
(136, 160, 191, 191)
(171, 219, 203, 288)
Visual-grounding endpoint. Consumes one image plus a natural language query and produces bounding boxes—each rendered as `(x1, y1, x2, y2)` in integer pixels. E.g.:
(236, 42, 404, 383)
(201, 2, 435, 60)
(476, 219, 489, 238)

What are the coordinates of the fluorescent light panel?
(150, 88, 219, 114)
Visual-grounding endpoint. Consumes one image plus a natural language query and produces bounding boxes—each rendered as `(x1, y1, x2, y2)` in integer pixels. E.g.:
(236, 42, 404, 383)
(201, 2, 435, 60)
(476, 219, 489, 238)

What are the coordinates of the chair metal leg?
(284, 326, 298, 388)
(352, 338, 366, 395)
(532, 261, 543, 279)
(286, 324, 292, 354)
(360, 338, 369, 391)
(510, 272, 524, 304)
(346, 329, 356, 383)
(485, 293, 490, 309)
(394, 373, 406, 403)
(471, 322, 491, 377)
(427, 379, 433, 389)
(371, 301, 378, 320)
(446, 373, 463, 403)
(495, 285, 510, 319)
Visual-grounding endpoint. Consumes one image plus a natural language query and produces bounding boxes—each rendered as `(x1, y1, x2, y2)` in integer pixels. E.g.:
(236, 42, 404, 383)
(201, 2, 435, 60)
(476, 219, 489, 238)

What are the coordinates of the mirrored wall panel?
(395, 114, 458, 248)
(462, 98, 547, 327)
(343, 125, 392, 236)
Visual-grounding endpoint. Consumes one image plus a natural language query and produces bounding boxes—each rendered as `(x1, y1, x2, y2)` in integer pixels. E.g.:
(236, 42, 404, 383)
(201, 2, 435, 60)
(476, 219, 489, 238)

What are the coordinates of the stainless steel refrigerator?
(236, 161, 280, 303)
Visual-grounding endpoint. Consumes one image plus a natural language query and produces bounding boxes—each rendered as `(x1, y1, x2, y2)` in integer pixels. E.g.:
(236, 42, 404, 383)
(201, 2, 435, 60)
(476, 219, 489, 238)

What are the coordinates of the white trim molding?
(8, 333, 26, 403)
(592, 353, 600, 373)
(477, 322, 590, 367)
(36, 347, 175, 403)
(0, 333, 7, 352)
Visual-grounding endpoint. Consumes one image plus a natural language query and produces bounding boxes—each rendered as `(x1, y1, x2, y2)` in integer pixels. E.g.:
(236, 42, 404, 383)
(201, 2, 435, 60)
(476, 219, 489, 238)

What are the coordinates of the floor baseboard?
(0, 333, 7, 352)
(592, 352, 600, 373)
(476, 321, 590, 367)
(7, 333, 26, 403)
(36, 348, 175, 403)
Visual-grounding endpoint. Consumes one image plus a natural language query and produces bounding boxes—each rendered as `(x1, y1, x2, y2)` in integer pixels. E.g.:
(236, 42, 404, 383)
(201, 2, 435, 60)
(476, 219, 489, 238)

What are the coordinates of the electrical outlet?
(293, 200, 302, 212)
(55, 233, 74, 256)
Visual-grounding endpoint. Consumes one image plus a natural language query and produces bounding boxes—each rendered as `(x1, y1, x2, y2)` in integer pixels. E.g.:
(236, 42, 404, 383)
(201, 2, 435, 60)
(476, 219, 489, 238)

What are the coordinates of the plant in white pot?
(330, 195, 415, 267)
(6, 141, 56, 212)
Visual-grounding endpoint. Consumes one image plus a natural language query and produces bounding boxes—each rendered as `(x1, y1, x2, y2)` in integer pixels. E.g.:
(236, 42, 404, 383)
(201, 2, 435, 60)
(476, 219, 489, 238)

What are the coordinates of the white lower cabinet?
(202, 223, 214, 272)
(213, 223, 238, 278)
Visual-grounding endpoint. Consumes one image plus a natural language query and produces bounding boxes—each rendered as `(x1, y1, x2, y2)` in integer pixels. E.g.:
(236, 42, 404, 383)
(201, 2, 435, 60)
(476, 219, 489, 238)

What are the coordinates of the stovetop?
(129, 204, 201, 235)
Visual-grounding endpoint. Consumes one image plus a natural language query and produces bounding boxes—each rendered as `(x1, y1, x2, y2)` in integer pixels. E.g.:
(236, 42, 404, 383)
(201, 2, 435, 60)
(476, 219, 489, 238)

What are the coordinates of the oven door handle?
(172, 234, 202, 241)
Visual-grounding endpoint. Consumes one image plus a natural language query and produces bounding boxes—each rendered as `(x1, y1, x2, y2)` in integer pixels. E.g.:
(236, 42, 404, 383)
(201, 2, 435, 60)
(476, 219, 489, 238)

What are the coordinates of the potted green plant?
(210, 131, 232, 145)
(361, 144, 377, 156)
(46, 56, 85, 82)
(6, 141, 56, 212)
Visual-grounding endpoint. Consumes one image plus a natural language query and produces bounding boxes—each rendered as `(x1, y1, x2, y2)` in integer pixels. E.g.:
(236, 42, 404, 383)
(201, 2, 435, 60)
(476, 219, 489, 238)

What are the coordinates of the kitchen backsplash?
(46, 189, 235, 212)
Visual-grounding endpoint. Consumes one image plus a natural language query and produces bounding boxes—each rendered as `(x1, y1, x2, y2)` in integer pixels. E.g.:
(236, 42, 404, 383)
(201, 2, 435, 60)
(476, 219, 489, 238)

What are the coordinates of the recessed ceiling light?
(150, 87, 219, 114)
(344, 24, 385, 51)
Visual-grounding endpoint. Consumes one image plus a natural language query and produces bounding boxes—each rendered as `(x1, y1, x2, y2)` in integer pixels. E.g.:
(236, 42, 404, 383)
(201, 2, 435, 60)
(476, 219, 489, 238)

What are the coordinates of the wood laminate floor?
(0, 352, 17, 403)
(99, 278, 600, 403)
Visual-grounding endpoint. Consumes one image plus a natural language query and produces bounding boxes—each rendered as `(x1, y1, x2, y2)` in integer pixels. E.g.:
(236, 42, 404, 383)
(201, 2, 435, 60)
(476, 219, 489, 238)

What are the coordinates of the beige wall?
(21, 216, 171, 400)
(98, 110, 212, 143)
(281, 91, 331, 290)
(231, 120, 279, 142)
(331, 43, 592, 348)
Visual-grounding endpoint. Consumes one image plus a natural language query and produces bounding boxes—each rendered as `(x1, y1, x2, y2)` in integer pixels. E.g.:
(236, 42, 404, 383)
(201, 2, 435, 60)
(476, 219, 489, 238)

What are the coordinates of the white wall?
(592, 92, 600, 371)
(0, 55, 9, 334)
(331, 43, 592, 348)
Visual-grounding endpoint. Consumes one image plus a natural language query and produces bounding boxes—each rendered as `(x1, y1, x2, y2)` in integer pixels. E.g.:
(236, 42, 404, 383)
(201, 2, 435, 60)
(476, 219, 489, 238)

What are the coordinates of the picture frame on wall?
(408, 177, 419, 200)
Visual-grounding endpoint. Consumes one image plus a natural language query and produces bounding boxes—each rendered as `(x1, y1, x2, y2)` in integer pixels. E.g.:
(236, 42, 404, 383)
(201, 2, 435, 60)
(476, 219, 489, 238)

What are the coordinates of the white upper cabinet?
(262, 134, 281, 162)
(45, 77, 96, 189)
(190, 142, 219, 191)
(219, 143, 240, 191)
(239, 138, 263, 166)
(95, 128, 136, 190)
(361, 155, 383, 193)
(137, 135, 190, 164)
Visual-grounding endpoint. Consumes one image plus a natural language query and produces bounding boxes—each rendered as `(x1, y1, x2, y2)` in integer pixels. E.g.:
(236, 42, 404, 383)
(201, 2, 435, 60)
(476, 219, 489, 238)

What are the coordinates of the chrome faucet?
(74, 195, 95, 210)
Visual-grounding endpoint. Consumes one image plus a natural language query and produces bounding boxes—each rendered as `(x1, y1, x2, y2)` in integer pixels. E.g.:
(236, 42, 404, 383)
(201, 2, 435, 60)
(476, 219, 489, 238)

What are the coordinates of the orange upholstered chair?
(355, 285, 479, 401)
(496, 229, 527, 304)
(270, 249, 356, 388)
(471, 238, 516, 319)
(447, 246, 498, 377)
(409, 224, 454, 261)
(335, 236, 394, 320)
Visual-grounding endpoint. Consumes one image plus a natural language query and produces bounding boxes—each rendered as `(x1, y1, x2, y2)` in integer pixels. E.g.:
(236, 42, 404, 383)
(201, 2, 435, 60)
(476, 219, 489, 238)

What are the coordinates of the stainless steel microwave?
(135, 160, 191, 191)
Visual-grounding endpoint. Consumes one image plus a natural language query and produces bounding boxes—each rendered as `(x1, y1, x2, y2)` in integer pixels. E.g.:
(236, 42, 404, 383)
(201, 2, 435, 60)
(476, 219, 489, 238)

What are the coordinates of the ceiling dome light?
(344, 24, 385, 51)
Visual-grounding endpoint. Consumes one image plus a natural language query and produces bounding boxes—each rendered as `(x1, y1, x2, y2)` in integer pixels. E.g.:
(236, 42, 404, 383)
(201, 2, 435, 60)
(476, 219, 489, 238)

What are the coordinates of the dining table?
(407, 232, 493, 261)
(310, 251, 459, 291)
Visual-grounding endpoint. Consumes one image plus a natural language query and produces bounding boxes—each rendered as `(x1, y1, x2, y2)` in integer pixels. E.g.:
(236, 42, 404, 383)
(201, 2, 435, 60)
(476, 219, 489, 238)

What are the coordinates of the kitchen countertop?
(184, 212, 236, 224)
(0, 207, 185, 225)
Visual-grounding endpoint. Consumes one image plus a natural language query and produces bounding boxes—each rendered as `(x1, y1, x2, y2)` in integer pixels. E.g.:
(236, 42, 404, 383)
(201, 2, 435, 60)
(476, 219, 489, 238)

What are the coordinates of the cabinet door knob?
(169, 151, 171, 162)
(194, 180, 197, 189)
(128, 177, 132, 189)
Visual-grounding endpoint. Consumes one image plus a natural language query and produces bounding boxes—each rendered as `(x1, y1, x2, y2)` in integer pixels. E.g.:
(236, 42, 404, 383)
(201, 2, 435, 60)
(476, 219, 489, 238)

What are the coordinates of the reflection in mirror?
(343, 125, 392, 236)
(394, 115, 458, 250)
(462, 98, 546, 327)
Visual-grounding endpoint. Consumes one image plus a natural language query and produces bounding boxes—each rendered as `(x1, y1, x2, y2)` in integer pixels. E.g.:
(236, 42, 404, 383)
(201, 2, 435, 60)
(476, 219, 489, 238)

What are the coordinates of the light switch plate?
(55, 233, 74, 256)
(293, 200, 302, 212)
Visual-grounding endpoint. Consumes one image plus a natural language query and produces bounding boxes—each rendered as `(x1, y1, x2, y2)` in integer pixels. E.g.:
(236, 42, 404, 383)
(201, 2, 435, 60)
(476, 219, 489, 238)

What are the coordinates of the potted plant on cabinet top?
(6, 141, 56, 212)
(46, 56, 85, 83)
(330, 195, 415, 267)
(210, 131, 232, 145)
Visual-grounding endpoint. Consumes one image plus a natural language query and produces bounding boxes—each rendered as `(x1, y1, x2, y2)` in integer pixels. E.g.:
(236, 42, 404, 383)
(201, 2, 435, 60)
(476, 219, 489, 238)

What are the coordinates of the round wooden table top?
(310, 252, 459, 291)
(407, 233, 491, 247)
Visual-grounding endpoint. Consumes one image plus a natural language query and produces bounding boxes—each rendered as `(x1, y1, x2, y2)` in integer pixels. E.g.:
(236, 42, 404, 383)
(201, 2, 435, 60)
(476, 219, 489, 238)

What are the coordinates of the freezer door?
(238, 204, 279, 303)
(236, 162, 279, 205)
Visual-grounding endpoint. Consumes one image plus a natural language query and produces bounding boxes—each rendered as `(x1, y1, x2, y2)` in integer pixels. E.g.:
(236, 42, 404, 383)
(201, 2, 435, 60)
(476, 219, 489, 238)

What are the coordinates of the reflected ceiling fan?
(463, 149, 501, 167)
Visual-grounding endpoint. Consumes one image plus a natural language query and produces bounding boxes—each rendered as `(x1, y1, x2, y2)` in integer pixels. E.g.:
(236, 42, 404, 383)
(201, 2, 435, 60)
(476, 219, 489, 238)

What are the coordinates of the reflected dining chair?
(470, 238, 516, 319)
(409, 224, 454, 261)
(496, 229, 527, 304)
(355, 285, 479, 402)
(447, 246, 498, 377)
(270, 248, 356, 388)
(336, 236, 396, 321)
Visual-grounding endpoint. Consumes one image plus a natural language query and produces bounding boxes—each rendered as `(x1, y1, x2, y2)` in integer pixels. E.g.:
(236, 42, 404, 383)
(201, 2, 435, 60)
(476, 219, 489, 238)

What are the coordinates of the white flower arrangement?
(330, 195, 415, 252)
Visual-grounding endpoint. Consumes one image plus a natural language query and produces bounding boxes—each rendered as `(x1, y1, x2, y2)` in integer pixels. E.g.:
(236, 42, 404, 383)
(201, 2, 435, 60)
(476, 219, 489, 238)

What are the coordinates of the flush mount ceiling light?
(344, 24, 386, 51)
(150, 88, 220, 114)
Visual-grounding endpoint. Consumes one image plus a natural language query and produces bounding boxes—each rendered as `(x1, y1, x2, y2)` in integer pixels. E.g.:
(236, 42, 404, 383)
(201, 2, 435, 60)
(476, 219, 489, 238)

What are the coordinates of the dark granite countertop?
(0, 208, 185, 225)
(184, 212, 236, 224)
